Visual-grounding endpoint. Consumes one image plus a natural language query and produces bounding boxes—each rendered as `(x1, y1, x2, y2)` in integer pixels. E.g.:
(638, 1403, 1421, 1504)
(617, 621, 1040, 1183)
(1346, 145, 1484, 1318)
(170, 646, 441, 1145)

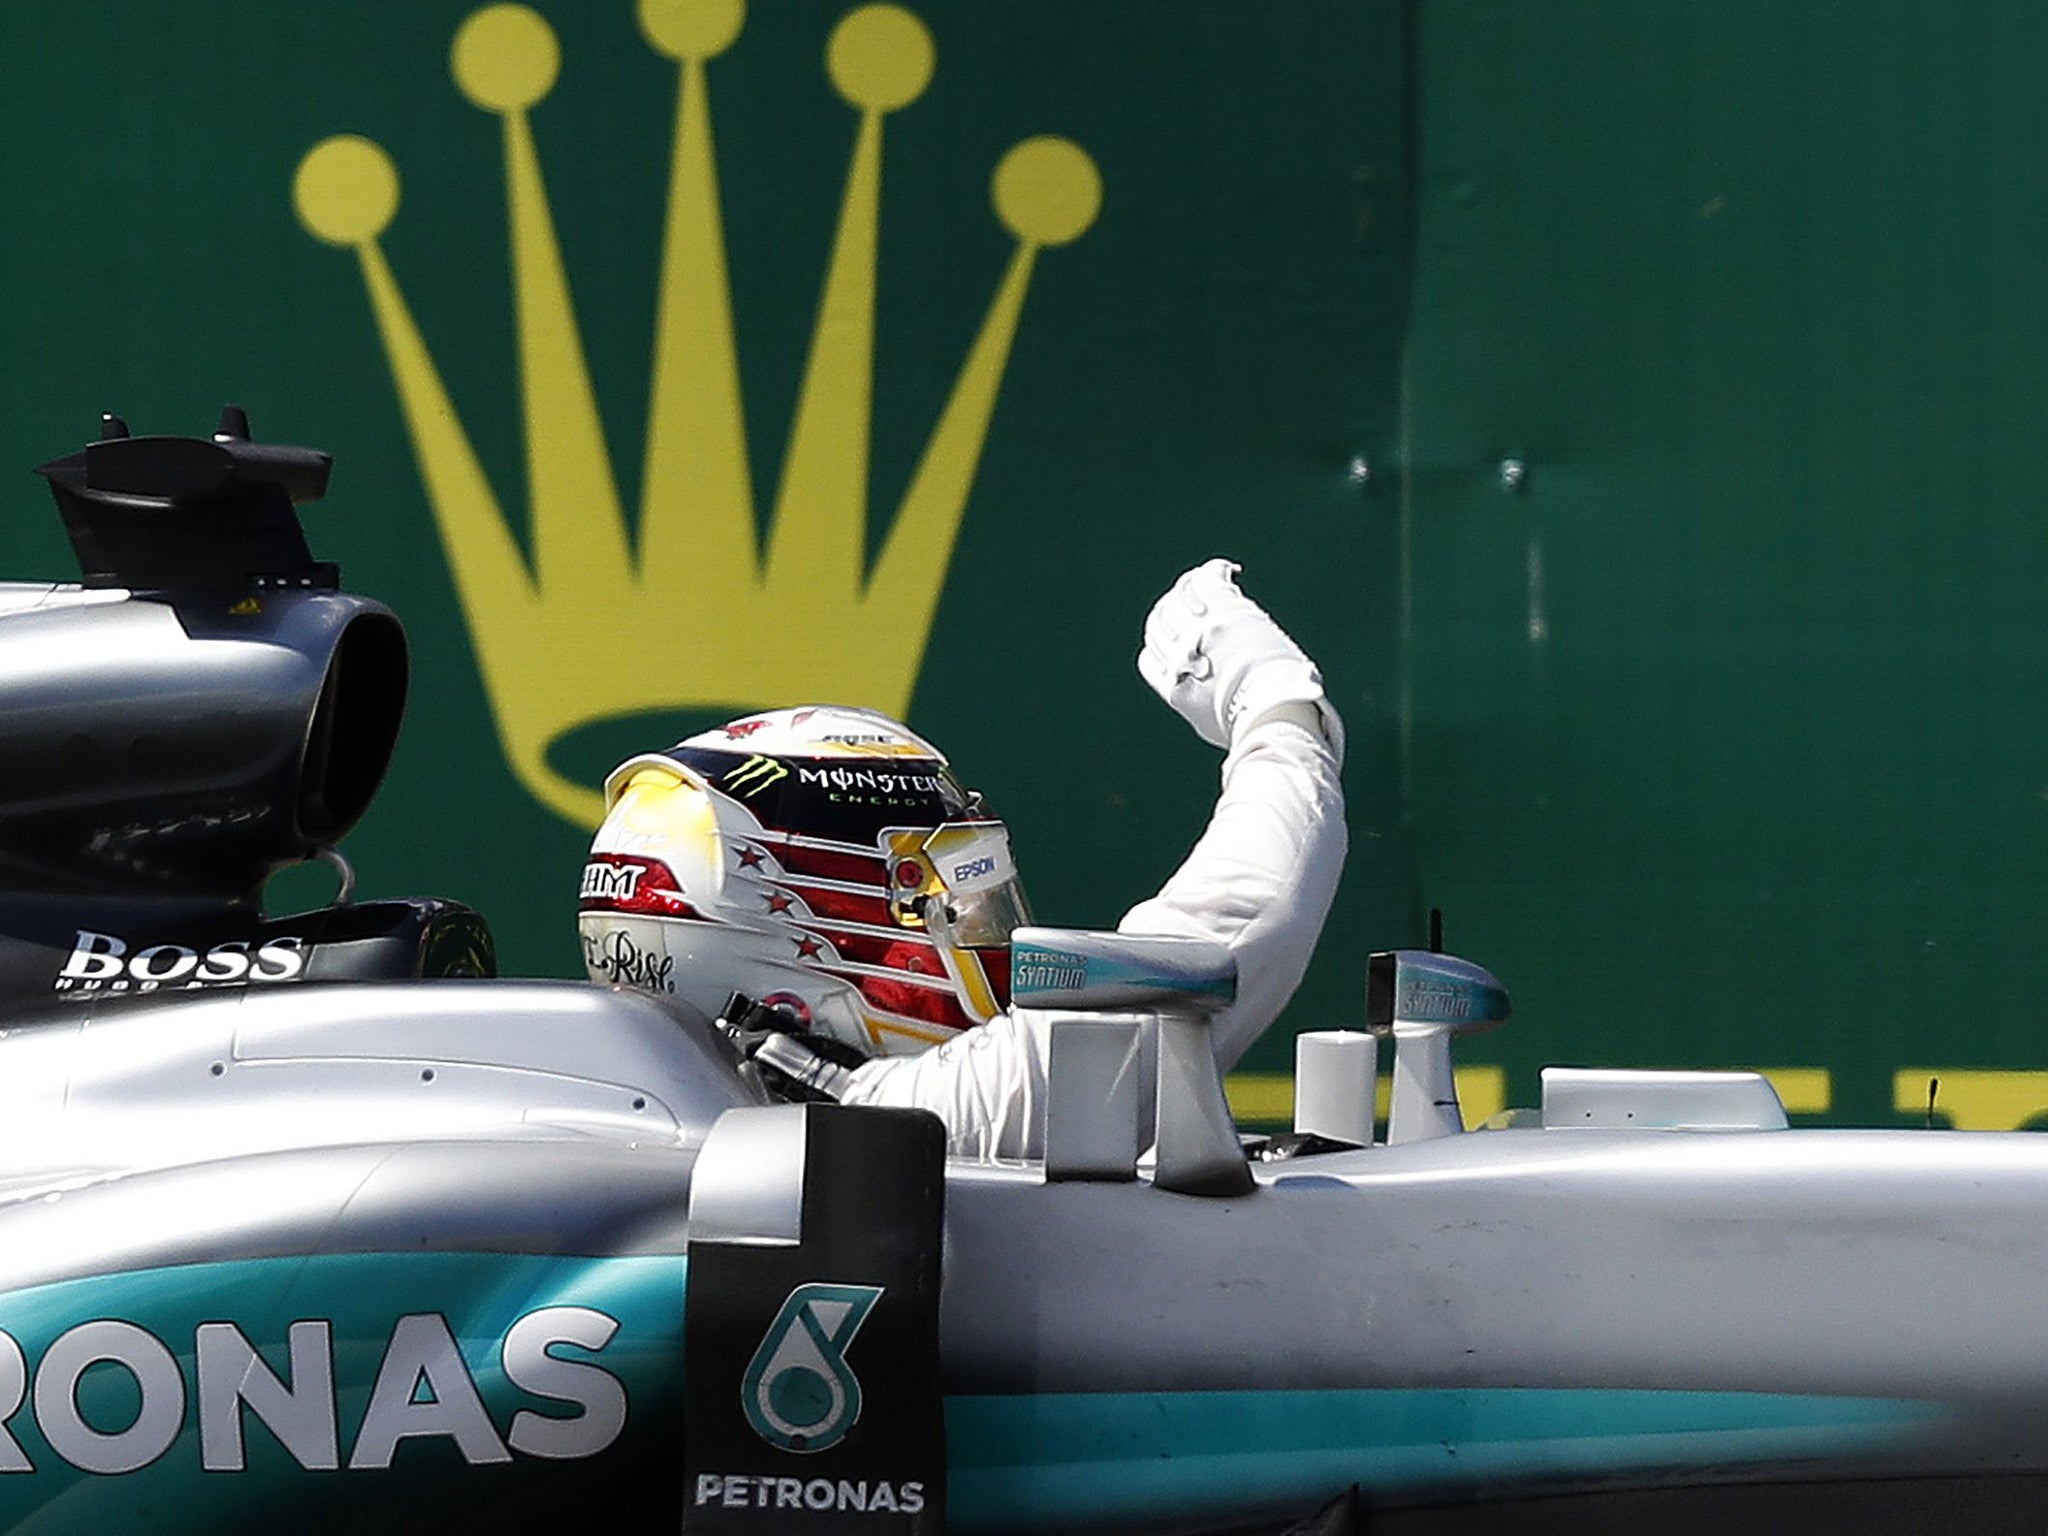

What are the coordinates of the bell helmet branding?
(52, 930, 307, 995)
(740, 1283, 882, 1454)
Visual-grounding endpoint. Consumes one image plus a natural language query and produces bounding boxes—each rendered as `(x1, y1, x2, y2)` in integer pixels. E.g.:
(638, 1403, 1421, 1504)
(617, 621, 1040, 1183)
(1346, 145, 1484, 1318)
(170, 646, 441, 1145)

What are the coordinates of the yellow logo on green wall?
(293, 0, 1099, 828)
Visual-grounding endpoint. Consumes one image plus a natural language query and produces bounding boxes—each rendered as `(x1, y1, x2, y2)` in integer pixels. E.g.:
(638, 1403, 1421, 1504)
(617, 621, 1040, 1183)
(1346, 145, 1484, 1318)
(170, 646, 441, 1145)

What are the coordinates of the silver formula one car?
(0, 413, 2042, 1535)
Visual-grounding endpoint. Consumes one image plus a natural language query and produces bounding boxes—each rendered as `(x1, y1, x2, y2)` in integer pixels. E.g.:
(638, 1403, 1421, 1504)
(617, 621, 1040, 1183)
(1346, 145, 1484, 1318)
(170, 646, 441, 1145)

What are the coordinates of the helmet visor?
(887, 820, 1031, 947)
(939, 869, 1033, 949)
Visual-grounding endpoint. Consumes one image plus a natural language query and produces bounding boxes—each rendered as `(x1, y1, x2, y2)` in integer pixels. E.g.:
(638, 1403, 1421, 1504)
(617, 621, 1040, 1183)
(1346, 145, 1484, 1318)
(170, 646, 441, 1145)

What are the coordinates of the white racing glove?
(1137, 558, 1344, 762)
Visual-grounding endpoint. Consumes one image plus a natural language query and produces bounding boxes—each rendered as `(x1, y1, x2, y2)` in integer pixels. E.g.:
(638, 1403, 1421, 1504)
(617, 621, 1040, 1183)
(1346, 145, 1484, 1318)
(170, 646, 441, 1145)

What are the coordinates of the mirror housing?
(1366, 949, 1511, 1144)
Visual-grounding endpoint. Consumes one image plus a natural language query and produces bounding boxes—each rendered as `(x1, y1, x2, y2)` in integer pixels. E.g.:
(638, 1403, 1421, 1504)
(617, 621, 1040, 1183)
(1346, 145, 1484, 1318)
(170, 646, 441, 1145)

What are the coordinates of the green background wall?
(0, 3, 2038, 1125)
(0, 1, 1408, 1077)
(1406, 2, 2048, 1125)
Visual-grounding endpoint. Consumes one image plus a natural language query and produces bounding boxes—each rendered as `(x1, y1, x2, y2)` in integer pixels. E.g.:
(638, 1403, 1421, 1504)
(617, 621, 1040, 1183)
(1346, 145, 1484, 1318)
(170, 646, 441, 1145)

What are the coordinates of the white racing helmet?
(577, 706, 1030, 1058)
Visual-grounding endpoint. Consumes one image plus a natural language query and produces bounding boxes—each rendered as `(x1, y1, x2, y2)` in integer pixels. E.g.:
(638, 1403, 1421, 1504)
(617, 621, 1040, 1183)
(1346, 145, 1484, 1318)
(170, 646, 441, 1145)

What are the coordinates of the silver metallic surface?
(1367, 949, 1512, 1035)
(939, 1125, 2048, 1414)
(0, 980, 752, 1167)
(17, 966, 2040, 1438)
(1152, 1010, 1254, 1196)
(0, 979, 748, 1292)
(1542, 1066, 1789, 1130)
(3, 935, 2048, 1516)
(1010, 926, 1236, 1013)
(0, 583, 403, 897)
(0, 1139, 697, 1295)
(1293, 1028, 1377, 1144)
(686, 1104, 807, 1246)
(1372, 950, 1512, 1144)
(751, 1030, 854, 1098)
(1045, 1014, 1143, 1181)
(1387, 1021, 1467, 1142)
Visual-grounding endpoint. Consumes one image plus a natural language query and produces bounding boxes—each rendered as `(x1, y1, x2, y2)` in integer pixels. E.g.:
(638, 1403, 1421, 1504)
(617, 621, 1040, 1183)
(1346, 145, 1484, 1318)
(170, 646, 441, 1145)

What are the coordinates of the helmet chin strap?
(920, 896, 1003, 1025)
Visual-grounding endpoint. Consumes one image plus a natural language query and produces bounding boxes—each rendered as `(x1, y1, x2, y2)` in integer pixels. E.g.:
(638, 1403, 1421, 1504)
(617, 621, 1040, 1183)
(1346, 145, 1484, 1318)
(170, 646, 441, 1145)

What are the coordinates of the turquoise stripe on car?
(945, 1386, 1944, 1530)
(0, 1255, 1948, 1533)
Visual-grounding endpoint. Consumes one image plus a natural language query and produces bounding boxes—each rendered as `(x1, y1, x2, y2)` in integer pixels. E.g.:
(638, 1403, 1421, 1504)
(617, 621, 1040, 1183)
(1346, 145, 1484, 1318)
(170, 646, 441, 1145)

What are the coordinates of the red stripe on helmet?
(843, 971, 978, 1032)
(778, 881, 894, 926)
(804, 928, 949, 977)
(772, 840, 888, 884)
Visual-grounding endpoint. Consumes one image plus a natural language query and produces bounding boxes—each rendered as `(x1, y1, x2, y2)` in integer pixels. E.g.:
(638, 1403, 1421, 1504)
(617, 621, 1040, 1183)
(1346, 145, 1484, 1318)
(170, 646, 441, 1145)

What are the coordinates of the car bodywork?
(0, 416, 2044, 1534)
(7, 978, 2048, 1534)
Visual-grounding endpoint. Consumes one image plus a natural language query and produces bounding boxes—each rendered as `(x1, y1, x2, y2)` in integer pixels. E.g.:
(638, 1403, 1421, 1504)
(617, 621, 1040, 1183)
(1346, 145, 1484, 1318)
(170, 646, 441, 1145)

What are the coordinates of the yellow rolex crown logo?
(293, 0, 1100, 827)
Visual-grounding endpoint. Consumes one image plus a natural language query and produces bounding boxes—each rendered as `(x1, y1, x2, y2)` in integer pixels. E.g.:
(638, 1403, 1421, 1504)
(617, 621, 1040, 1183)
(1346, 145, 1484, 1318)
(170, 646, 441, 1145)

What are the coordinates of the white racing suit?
(837, 708, 1346, 1160)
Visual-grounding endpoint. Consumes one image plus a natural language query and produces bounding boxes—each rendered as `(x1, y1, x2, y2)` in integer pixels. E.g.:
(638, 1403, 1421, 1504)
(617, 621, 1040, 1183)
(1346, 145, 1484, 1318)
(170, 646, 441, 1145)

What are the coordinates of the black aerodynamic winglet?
(35, 406, 339, 591)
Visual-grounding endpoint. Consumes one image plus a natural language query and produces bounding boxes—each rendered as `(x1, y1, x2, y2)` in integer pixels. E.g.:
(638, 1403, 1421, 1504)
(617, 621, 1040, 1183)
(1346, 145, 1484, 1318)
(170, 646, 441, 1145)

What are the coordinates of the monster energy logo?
(725, 756, 791, 799)
(741, 1283, 882, 1454)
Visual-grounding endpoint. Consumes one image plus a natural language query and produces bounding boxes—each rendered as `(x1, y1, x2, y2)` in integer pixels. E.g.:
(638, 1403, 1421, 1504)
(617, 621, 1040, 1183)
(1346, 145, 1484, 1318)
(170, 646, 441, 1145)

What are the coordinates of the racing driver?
(578, 558, 1346, 1159)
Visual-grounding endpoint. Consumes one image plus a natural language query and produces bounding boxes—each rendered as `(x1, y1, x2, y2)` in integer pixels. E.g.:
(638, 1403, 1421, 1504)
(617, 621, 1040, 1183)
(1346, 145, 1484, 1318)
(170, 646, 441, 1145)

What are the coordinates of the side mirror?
(1010, 928, 1235, 1013)
(1365, 950, 1510, 1144)
(1012, 927, 1251, 1197)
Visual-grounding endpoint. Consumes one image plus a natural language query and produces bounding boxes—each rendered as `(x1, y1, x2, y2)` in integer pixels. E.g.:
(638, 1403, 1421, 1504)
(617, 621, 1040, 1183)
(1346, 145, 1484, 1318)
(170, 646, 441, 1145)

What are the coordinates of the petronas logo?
(292, 0, 1100, 827)
(741, 1282, 882, 1453)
